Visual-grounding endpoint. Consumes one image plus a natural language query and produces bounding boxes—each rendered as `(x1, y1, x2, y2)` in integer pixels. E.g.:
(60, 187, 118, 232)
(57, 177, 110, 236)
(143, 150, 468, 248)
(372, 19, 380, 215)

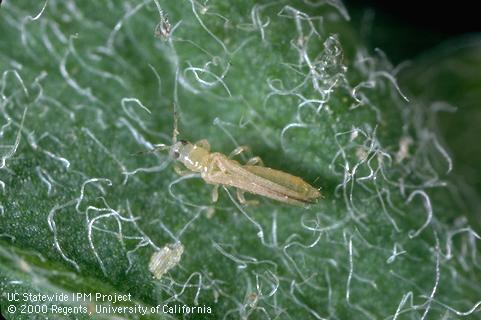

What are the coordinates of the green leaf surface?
(400, 36, 481, 203)
(1, 1, 480, 319)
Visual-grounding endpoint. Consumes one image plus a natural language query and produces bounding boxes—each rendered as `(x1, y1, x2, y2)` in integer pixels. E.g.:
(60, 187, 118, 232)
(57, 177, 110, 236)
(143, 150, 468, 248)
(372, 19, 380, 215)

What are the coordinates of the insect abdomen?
(243, 165, 321, 200)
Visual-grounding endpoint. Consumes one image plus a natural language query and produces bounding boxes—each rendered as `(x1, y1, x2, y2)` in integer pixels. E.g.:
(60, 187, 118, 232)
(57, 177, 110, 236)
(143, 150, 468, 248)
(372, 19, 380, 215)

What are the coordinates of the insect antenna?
(172, 104, 180, 144)
(132, 104, 178, 156)
(132, 144, 170, 156)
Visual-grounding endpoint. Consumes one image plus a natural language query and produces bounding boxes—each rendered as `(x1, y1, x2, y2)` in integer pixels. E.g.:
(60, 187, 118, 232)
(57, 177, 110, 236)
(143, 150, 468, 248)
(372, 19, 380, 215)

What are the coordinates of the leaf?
(1, 1, 480, 319)
(400, 36, 481, 201)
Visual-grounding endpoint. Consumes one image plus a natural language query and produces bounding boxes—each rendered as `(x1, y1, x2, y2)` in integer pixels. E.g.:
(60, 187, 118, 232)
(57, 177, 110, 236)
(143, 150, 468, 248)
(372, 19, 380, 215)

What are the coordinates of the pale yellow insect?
(150, 111, 321, 206)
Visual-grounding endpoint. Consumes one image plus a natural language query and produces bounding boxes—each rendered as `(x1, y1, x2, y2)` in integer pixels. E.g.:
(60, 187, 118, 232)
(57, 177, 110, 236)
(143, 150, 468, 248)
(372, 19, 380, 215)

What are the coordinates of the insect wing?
(205, 159, 316, 205)
(243, 165, 321, 200)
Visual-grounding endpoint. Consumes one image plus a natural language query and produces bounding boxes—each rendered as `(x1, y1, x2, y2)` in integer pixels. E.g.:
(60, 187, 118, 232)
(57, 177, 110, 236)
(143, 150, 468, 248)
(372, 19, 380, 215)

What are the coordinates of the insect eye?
(173, 150, 180, 159)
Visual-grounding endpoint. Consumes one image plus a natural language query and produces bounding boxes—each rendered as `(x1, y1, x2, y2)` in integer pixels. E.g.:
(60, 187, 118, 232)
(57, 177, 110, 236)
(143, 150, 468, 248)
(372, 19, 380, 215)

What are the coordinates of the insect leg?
(195, 139, 211, 151)
(206, 154, 228, 176)
(236, 189, 259, 206)
(174, 164, 192, 176)
(228, 145, 251, 159)
(211, 184, 219, 203)
(202, 154, 227, 182)
(246, 156, 264, 166)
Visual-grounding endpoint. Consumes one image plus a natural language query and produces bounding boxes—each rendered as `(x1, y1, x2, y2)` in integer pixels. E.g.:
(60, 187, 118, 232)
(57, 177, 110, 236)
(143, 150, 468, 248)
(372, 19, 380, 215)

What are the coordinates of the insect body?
(148, 109, 321, 206)
(165, 139, 321, 206)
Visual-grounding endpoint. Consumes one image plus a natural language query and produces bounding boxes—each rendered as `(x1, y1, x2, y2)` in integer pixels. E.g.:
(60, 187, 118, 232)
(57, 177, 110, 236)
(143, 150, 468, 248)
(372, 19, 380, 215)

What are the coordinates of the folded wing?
(203, 156, 320, 205)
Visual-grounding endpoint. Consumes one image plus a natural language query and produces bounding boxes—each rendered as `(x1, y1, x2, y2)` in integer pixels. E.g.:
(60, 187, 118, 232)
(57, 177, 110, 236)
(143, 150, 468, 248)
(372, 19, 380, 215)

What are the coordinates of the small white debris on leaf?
(154, 11, 171, 41)
(148, 242, 184, 279)
(396, 136, 413, 163)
